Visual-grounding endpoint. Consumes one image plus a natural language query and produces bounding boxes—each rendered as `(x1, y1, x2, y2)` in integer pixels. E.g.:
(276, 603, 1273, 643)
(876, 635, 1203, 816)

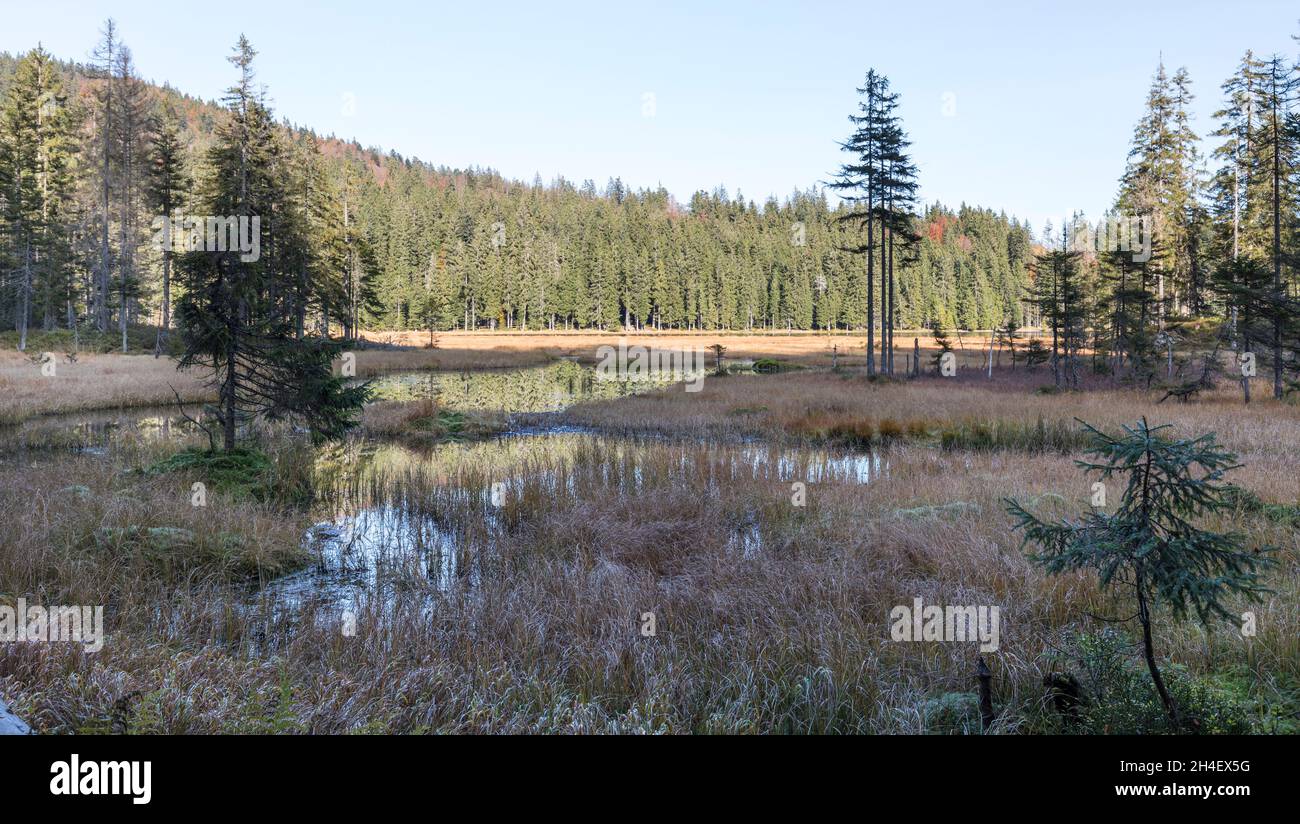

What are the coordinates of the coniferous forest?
(0, 28, 1039, 346)
(3, 6, 1300, 759)
(4, 23, 1298, 396)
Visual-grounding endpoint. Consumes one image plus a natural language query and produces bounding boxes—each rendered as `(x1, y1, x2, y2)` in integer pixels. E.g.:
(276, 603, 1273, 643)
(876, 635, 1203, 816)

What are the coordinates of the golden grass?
(0, 350, 213, 426)
(357, 328, 1012, 370)
(1, 354, 1297, 734)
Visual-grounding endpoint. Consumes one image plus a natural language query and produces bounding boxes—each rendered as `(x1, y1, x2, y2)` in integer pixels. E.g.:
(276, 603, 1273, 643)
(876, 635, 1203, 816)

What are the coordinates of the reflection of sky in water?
(11, 366, 885, 621)
(268, 433, 888, 612)
(363, 360, 707, 413)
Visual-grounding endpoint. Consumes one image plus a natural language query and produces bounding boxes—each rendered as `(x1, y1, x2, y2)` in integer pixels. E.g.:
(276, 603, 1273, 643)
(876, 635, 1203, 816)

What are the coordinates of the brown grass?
(547, 368, 1300, 478)
(1, 354, 1296, 734)
(0, 350, 213, 426)
(358, 328, 1016, 370)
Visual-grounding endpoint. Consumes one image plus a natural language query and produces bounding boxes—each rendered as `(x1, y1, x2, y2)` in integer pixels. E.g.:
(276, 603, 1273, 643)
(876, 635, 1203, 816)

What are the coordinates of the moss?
(1037, 629, 1263, 735)
(752, 357, 798, 374)
(920, 692, 982, 734)
(144, 447, 285, 502)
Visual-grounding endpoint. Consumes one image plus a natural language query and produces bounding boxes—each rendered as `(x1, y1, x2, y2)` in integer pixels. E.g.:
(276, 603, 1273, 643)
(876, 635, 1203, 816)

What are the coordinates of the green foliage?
(0, 49, 1035, 341)
(1044, 629, 1255, 735)
(1007, 418, 1275, 729)
(919, 692, 982, 735)
(0, 323, 184, 354)
(145, 445, 312, 505)
(173, 38, 370, 450)
(939, 417, 1091, 453)
(1023, 337, 1050, 369)
(751, 357, 797, 373)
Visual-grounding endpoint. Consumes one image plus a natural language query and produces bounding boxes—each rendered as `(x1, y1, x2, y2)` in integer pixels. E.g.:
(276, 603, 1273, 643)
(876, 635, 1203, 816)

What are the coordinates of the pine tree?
(0, 45, 79, 350)
(1249, 54, 1300, 399)
(175, 36, 368, 450)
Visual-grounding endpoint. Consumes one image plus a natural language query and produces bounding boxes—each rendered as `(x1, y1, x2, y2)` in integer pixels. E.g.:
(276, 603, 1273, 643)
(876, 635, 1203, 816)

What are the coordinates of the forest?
(4, 25, 1297, 398)
(1, 10, 1299, 749)
(0, 27, 1038, 346)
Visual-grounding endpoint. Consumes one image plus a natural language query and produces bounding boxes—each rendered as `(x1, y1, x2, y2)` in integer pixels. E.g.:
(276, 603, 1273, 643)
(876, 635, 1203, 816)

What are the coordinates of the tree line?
(1020, 42, 1300, 401)
(2, 20, 1298, 412)
(0, 23, 1034, 354)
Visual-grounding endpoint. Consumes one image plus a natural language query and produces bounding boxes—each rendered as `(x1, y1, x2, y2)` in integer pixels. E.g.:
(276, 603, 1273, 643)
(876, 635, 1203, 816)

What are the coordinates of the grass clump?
(940, 417, 1089, 453)
(362, 399, 504, 443)
(144, 445, 312, 505)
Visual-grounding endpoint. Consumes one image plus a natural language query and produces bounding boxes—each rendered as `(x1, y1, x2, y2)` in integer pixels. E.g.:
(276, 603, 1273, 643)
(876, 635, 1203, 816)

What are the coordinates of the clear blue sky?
(4, 1, 1298, 232)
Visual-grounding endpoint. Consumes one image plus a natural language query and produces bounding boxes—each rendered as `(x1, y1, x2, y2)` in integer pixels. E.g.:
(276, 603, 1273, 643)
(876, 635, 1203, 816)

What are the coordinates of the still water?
(5, 363, 883, 618)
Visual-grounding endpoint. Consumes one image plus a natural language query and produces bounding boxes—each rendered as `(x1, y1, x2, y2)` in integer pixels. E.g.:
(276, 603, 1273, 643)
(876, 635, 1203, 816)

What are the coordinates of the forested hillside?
(0, 40, 1034, 339)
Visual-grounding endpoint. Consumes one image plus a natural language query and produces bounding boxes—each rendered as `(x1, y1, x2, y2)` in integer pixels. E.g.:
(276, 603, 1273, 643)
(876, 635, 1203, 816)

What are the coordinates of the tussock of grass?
(143, 439, 316, 506)
(0, 453, 309, 600)
(938, 418, 1091, 453)
(361, 399, 505, 443)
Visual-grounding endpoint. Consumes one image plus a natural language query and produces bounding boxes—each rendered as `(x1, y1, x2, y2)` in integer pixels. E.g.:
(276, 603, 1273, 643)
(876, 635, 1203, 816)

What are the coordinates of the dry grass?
(0, 331, 1019, 423)
(0, 350, 213, 426)
(549, 368, 1300, 481)
(1, 357, 1297, 734)
(357, 328, 1012, 370)
(3, 413, 1296, 733)
(360, 398, 506, 442)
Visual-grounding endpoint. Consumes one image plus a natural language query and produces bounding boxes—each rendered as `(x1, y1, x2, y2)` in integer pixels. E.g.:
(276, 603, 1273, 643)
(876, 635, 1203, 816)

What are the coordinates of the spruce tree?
(147, 105, 188, 355)
(1007, 419, 1273, 730)
(175, 36, 368, 450)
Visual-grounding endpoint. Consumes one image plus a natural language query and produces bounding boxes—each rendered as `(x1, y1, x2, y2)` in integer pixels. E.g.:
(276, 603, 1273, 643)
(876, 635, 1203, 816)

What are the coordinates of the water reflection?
(364, 360, 707, 413)
(5, 364, 886, 621)
(255, 433, 887, 613)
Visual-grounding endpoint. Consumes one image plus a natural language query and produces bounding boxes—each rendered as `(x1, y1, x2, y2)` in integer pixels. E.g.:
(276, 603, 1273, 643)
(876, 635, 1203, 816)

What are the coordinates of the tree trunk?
(1136, 581, 1180, 731)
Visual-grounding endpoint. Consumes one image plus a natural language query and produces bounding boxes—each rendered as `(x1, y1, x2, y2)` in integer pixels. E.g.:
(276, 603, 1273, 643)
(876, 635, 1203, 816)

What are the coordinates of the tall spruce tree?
(146, 104, 188, 355)
(830, 69, 888, 374)
(0, 46, 79, 350)
(175, 36, 368, 450)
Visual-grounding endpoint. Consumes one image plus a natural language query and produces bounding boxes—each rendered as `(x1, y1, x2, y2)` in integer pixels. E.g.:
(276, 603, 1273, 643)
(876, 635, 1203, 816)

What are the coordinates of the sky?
(3, 0, 1298, 233)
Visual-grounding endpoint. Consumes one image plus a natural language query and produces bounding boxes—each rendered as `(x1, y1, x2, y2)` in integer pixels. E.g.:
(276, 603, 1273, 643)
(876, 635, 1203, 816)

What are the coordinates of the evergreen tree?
(175, 36, 368, 450)
(146, 105, 188, 355)
(1007, 419, 1274, 730)
(0, 45, 79, 349)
